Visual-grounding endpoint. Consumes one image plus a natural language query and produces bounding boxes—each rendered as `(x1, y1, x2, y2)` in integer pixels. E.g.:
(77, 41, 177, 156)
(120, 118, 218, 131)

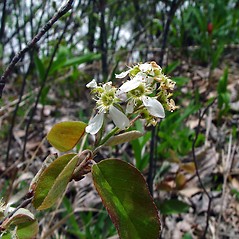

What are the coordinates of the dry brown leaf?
(179, 187, 202, 197)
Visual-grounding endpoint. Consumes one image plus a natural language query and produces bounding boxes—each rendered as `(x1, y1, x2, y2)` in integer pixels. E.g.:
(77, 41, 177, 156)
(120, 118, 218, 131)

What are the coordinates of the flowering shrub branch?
(0, 61, 177, 239)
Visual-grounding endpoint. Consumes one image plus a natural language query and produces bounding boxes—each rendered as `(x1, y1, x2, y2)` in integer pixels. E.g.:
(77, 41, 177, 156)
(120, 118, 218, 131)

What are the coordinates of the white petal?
(115, 89, 127, 101)
(126, 100, 134, 114)
(119, 78, 141, 93)
(85, 112, 104, 135)
(134, 72, 147, 81)
(109, 106, 130, 129)
(115, 70, 130, 78)
(103, 81, 113, 91)
(86, 79, 97, 88)
(142, 96, 165, 118)
(139, 63, 153, 72)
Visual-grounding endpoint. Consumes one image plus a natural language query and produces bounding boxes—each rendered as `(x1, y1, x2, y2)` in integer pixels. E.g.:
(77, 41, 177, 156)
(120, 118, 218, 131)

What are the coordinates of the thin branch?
(0, 0, 7, 43)
(192, 98, 216, 238)
(0, 0, 74, 99)
(21, 11, 72, 162)
(159, 0, 185, 63)
(5, 64, 32, 167)
(3, 4, 42, 46)
(147, 127, 156, 195)
(99, 0, 108, 80)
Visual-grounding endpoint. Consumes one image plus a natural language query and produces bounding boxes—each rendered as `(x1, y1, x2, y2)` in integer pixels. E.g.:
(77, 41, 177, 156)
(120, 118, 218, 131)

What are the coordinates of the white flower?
(115, 70, 130, 79)
(85, 112, 104, 135)
(118, 74, 165, 118)
(86, 79, 97, 88)
(139, 63, 153, 73)
(85, 106, 130, 135)
(108, 105, 130, 129)
(141, 96, 165, 118)
(85, 80, 130, 135)
(118, 77, 141, 93)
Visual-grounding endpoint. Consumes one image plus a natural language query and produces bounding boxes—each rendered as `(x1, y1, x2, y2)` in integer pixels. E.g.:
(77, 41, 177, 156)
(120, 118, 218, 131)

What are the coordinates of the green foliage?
(34, 53, 45, 82)
(158, 103, 200, 158)
(216, 67, 231, 125)
(78, 211, 116, 239)
(163, 61, 180, 75)
(92, 159, 161, 239)
(63, 200, 116, 239)
(131, 121, 151, 170)
(231, 189, 239, 201)
(217, 68, 230, 118)
(157, 199, 190, 215)
(1, 209, 38, 239)
(182, 233, 194, 239)
(1, 220, 38, 239)
(49, 48, 101, 74)
(32, 154, 78, 210)
(170, 0, 238, 67)
(104, 130, 143, 147)
(62, 198, 85, 238)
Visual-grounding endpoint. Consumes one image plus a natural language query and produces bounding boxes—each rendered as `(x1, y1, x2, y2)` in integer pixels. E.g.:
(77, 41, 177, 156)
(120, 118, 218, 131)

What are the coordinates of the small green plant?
(0, 61, 177, 239)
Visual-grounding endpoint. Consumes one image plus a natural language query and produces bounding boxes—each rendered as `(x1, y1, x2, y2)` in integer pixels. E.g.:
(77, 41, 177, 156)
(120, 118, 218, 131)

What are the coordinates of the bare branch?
(0, 0, 74, 99)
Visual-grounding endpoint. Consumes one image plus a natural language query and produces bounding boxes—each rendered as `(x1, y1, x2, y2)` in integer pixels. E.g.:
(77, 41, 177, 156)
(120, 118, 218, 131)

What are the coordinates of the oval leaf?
(158, 199, 189, 215)
(175, 173, 186, 190)
(2, 220, 38, 239)
(180, 162, 195, 174)
(1, 208, 35, 229)
(92, 159, 161, 239)
(32, 153, 79, 210)
(105, 131, 143, 147)
(47, 121, 87, 151)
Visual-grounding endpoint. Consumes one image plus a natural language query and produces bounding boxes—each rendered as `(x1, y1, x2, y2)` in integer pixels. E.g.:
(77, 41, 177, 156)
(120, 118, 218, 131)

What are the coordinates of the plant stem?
(99, 127, 119, 146)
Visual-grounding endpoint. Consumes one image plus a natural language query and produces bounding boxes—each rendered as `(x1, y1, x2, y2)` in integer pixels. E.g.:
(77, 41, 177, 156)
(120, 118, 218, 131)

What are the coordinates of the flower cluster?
(85, 61, 177, 135)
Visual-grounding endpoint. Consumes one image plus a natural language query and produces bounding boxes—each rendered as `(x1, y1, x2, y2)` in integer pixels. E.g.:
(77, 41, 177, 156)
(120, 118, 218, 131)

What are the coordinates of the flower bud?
(207, 22, 213, 35)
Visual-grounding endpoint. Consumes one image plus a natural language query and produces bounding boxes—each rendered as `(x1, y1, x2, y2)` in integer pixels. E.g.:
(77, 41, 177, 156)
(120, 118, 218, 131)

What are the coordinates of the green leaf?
(33, 53, 45, 82)
(1, 209, 38, 239)
(50, 52, 101, 74)
(1, 208, 35, 229)
(158, 199, 189, 215)
(62, 53, 101, 68)
(217, 68, 228, 94)
(182, 233, 193, 239)
(104, 131, 143, 146)
(15, 220, 38, 239)
(47, 121, 87, 152)
(131, 137, 141, 163)
(2, 220, 38, 239)
(49, 47, 68, 74)
(92, 159, 161, 239)
(172, 77, 189, 87)
(32, 153, 79, 210)
(163, 61, 180, 74)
